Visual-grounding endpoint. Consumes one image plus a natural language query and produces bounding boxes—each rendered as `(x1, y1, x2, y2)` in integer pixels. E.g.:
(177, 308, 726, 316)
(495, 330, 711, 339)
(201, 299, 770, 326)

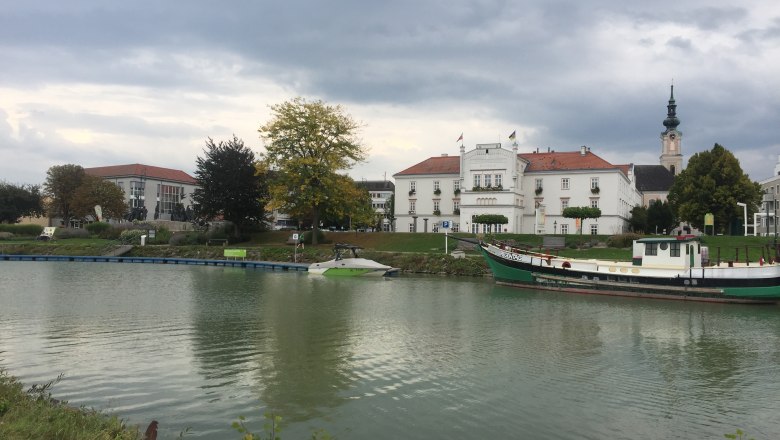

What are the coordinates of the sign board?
(293, 233, 300, 241)
(704, 213, 714, 227)
(148, 229, 156, 239)
(441, 220, 451, 229)
(224, 249, 247, 259)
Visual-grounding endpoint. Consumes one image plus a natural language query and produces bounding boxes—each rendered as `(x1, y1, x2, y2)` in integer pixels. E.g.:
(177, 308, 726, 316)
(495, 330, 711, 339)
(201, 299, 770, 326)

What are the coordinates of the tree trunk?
(312, 205, 320, 246)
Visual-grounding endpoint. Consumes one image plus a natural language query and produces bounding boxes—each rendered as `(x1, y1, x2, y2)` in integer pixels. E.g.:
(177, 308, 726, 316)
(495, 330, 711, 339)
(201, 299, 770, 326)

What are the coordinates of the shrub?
(54, 228, 90, 239)
(0, 224, 43, 236)
(303, 229, 327, 245)
(607, 233, 643, 248)
(150, 227, 172, 244)
(85, 222, 111, 236)
(118, 229, 145, 245)
(169, 232, 207, 246)
(0, 232, 13, 240)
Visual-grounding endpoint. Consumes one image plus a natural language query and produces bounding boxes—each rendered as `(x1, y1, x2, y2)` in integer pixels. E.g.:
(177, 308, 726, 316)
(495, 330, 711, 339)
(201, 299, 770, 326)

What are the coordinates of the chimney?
(580, 145, 587, 156)
(441, 153, 448, 157)
(547, 147, 550, 153)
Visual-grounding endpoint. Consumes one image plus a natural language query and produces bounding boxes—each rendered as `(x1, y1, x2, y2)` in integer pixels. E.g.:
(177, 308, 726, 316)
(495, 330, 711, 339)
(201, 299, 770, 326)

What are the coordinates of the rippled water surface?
(2, 261, 780, 439)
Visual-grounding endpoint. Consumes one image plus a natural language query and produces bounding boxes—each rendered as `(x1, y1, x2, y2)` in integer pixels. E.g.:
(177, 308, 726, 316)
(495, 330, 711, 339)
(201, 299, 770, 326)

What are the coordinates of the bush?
(0, 224, 43, 236)
(54, 228, 90, 239)
(118, 229, 145, 245)
(607, 233, 643, 248)
(303, 229, 327, 245)
(169, 232, 207, 246)
(85, 222, 111, 236)
(150, 227, 172, 244)
(0, 232, 13, 240)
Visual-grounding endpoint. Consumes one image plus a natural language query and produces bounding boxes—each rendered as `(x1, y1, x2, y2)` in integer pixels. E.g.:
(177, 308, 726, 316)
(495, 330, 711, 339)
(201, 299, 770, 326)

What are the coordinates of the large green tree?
(70, 175, 128, 221)
(0, 182, 44, 223)
(667, 144, 761, 234)
(192, 136, 268, 238)
(628, 205, 648, 233)
(647, 200, 676, 234)
(258, 97, 368, 245)
(44, 164, 85, 226)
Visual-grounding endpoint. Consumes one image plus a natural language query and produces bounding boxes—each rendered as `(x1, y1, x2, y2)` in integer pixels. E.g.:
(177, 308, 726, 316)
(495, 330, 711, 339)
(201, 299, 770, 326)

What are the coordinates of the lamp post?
(737, 202, 747, 236)
(553, 220, 557, 235)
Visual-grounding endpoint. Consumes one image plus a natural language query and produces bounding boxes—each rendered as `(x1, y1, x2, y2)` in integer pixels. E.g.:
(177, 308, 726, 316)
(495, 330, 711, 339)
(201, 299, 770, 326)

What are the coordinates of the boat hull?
(308, 257, 398, 277)
(480, 243, 780, 304)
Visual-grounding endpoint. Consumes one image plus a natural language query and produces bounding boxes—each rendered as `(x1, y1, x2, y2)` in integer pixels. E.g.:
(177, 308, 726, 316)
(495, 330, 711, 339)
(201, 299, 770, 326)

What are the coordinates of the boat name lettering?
(498, 250, 525, 262)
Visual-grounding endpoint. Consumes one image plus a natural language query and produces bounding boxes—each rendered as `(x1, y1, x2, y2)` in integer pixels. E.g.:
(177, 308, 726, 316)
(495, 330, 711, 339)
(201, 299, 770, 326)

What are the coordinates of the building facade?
(758, 155, 780, 236)
(357, 180, 395, 231)
(394, 145, 642, 235)
(84, 164, 198, 222)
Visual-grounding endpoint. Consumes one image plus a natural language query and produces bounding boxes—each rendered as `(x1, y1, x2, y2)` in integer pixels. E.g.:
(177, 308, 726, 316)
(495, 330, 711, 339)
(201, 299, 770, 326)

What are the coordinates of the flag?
(457, 133, 463, 142)
(508, 130, 516, 140)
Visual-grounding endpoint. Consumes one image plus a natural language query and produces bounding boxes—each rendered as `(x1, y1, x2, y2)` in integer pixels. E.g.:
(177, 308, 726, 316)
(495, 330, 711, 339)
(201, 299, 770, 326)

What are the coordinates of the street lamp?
(737, 202, 747, 236)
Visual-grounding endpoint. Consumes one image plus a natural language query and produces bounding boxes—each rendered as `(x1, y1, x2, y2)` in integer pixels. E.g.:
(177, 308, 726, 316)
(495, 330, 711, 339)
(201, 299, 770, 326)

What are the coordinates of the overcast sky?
(2, 0, 779, 186)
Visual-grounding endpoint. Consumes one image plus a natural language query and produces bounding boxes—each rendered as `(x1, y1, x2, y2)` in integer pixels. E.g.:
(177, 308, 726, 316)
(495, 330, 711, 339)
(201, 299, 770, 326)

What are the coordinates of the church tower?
(660, 85, 683, 175)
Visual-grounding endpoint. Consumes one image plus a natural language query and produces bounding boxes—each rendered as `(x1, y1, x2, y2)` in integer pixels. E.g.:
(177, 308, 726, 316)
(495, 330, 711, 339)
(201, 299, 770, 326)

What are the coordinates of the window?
(591, 177, 599, 189)
(453, 222, 460, 233)
(535, 178, 543, 190)
(434, 181, 440, 191)
(130, 181, 145, 208)
(410, 181, 416, 192)
(160, 184, 181, 215)
(495, 174, 502, 188)
(409, 223, 415, 232)
(590, 224, 598, 235)
(561, 224, 569, 235)
(561, 199, 569, 211)
(484, 174, 492, 187)
(670, 242, 681, 257)
(645, 243, 658, 256)
(433, 201, 440, 212)
(472, 223, 479, 233)
(590, 199, 599, 208)
(473, 175, 481, 188)
(453, 200, 460, 211)
(561, 178, 570, 190)
(453, 180, 460, 191)
(409, 200, 416, 214)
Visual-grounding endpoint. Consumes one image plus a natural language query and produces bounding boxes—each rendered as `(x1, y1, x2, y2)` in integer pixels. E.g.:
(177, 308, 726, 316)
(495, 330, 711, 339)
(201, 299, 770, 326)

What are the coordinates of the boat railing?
(708, 244, 779, 267)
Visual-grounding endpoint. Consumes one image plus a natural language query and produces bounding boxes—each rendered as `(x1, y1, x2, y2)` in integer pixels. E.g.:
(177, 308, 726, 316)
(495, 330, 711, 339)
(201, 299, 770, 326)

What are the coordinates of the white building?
(357, 180, 395, 231)
(85, 163, 199, 222)
(394, 144, 642, 235)
(757, 155, 780, 236)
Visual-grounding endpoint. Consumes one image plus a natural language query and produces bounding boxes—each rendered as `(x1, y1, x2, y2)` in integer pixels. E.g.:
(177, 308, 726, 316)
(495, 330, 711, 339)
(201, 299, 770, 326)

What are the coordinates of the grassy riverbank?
(0, 369, 141, 440)
(2, 231, 777, 276)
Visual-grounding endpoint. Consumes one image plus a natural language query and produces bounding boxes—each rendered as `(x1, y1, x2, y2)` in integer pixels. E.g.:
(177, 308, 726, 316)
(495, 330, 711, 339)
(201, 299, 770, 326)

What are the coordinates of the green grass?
(0, 369, 141, 440)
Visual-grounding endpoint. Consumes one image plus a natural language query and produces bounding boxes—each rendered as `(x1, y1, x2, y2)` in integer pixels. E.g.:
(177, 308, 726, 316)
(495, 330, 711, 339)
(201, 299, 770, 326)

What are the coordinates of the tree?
(562, 206, 602, 235)
(258, 97, 367, 245)
(192, 136, 268, 238)
(667, 144, 762, 234)
(70, 175, 128, 221)
(646, 200, 675, 234)
(473, 214, 509, 225)
(628, 205, 648, 233)
(0, 182, 44, 223)
(44, 164, 85, 226)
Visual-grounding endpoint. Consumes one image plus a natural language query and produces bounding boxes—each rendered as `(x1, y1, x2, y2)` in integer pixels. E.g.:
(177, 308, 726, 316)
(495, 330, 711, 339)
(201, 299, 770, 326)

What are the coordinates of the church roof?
(84, 164, 197, 185)
(634, 165, 675, 191)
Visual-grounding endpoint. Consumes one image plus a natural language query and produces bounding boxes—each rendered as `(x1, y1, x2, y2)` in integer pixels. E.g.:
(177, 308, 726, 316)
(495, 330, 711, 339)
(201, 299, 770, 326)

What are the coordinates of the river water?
(1, 261, 779, 439)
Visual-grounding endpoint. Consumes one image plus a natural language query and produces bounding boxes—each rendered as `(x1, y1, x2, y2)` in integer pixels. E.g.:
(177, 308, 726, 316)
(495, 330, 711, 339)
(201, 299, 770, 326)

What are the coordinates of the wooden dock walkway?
(0, 254, 310, 271)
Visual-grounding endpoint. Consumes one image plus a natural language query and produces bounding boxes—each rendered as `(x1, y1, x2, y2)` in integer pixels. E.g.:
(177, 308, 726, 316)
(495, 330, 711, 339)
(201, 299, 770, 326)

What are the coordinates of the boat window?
(645, 243, 658, 256)
(659, 242, 668, 251)
(670, 242, 681, 257)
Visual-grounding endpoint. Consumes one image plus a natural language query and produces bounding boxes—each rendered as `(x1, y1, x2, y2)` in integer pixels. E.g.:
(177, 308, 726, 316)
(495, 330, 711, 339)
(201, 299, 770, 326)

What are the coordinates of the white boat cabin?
(632, 237, 703, 269)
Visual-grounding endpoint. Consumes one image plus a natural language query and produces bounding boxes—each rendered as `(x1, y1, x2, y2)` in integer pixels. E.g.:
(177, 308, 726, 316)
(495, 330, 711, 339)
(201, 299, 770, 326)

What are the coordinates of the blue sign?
(442, 221, 451, 229)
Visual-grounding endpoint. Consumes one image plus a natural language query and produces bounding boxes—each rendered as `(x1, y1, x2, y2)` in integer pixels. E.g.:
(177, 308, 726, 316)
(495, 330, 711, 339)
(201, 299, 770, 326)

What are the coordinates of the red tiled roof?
(519, 151, 618, 172)
(394, 156, 460, 176)
(395, 150, 627, 176)
(84, 164, 196, 184)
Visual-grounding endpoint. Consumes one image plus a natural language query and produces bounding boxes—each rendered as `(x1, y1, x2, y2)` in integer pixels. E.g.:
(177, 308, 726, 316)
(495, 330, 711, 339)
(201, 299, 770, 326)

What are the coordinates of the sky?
(2, 0, 780, 187)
